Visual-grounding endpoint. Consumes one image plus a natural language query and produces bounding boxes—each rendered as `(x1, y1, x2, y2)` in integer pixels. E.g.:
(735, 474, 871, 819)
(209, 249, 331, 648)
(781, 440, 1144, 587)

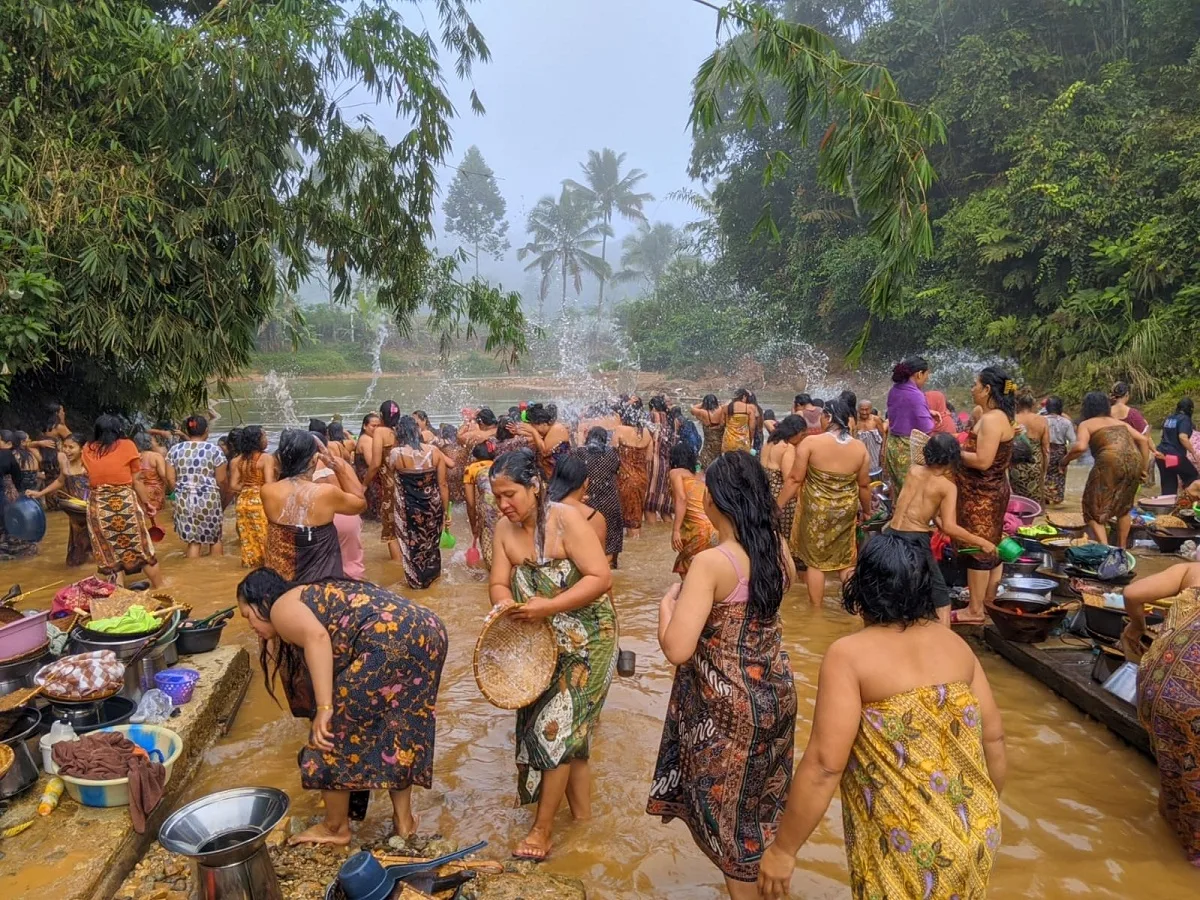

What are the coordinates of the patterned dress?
(765, 468, 796, 550)
(795, 466, 860, 572)
(293, 582, 447, 792)
(235, 454, 268, 568)
(858, 427, 884, 474)
(672, 474, 716, 576)
(1044, 415, 1076, 506)
(722, 413, 752, 453)
(648, 546, 796, 882)
(390, 447, 444, 590)
(1082, 425, 1143, 526)
(512, 558, 618, 805)
(87, 484, 157, 576)
(885, 433, 915, 493)
(139, 456, 166, 519)
(645, 420, 676, 519)
(954, 435, 1013, 572)
(353, 447, 381, 522)
(617, 443, 649, 530)
(466, 461, 498, 569)
(1137, 587, 1200, 864)
(582, 448, 623, 559)
(166, 440, 224, 545)
(699, 423, 724, 470)
(842, 683, 1001, 898)
(63, 472, 92, 567)
(1009, 439, 1044, 503)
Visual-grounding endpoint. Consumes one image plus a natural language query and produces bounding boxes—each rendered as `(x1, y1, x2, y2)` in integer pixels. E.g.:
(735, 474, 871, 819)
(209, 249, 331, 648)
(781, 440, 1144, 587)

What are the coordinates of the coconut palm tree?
(517, 187, 611, 322)
(615, 222, 688, 291)
(564, 149, 653, 325)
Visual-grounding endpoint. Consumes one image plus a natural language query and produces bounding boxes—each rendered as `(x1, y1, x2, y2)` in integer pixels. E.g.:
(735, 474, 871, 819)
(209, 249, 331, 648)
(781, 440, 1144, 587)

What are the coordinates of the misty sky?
(421, 0, 721, 302)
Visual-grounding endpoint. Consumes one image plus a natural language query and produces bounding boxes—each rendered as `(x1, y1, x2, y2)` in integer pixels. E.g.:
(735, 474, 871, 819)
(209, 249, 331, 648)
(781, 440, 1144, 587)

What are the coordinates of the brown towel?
(127, 752, 166, 834)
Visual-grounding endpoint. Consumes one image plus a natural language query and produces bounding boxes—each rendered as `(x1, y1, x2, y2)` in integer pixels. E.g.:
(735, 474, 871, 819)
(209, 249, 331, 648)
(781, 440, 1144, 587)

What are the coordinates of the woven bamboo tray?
(0, 743, 13, 780)
(473, 606, 558, 710)
(1046, 511, 1086, 529)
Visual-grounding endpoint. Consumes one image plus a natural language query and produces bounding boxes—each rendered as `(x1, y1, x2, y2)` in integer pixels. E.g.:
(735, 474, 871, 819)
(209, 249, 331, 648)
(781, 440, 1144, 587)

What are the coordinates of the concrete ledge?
(977, 627, 1152, 759)
(0, 646, 251, 900)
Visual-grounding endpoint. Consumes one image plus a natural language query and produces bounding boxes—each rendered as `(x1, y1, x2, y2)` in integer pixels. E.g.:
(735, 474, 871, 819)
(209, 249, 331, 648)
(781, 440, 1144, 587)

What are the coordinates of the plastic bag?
(130, 688, 174, 725)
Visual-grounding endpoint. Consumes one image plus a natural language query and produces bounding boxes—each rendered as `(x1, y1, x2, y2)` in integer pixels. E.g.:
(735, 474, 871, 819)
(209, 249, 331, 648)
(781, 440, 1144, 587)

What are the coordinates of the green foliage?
(616, 223, 690, 291)
(443, 145, 510, 276)
(517, 188, 611, 319)
(1144, 379, 1200, 427)
(0, 0, 527, 417)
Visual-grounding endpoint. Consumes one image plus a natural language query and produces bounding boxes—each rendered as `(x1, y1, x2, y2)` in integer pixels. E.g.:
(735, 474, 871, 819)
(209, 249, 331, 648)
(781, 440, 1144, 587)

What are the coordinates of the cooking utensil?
(188, 607, 236, 629)
(1002, 576, 1058, 597)
(0, 707, 42, 801)
(400, 870, 475, 894)
(0, 580, 63, 608)
(0, 685, 44, 715)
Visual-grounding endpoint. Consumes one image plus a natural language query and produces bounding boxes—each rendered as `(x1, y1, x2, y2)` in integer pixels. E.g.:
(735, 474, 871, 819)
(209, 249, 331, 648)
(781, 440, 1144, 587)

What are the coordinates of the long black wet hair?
(493, 448, 550, 560)
(380, 400, 401, 429)
(843, 532, 937, 626)
(619, 405, 644, 434)
(700, 394, 720, 412)
(276, 428, 318, 478)
(1080, 391, 1111, 420)
(977, 366, 1016, 421)
(704, 451, 786, 619)
(768, 414, 807, 444)
(584, 426, 609, 451)
(839, 389, 858, 414)
(548, 451, 588, 502)
(475, 408, 498, 428)
(327, 421, 346, 443)
(824, 398, 853, 436)
(648, 395, 668, 415)
(396, 415, 423, 451)
(89, 414, 126, 455)
(10, 431, 34, 468)
(527, 403, 556, 426)
(237, 568, 298, 705)
(670, 441, 698, 472)
(727, 387, 751, 417)
(237, 425, 265, 460)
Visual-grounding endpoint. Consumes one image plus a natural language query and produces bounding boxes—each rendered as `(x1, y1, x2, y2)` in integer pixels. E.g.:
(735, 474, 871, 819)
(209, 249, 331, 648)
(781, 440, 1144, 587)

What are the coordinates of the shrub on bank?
(1144, 379, 1200, 426)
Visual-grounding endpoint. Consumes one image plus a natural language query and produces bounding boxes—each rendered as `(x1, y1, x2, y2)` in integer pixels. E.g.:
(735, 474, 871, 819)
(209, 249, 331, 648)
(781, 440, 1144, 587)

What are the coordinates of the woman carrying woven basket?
(488, 448, 617, 862)
(236, 568, 447, 847)
(648, 450, 797, 899)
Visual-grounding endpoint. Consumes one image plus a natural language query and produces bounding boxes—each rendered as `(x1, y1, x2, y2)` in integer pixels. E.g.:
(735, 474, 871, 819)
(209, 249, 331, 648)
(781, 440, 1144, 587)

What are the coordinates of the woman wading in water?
(614, 406, 652, 538)
(389, 416, 451, 590)
(884, 356, 935, 492)
(649, 451, 797, 899)
(237, 568, 447, 846)
(690, 394, 724, 469)
(366, 401, 401, 562)
(229, 426, 276, 568)
(1009, 391, 1049, 503)
(166, 415, 227, 558)
(489, 449, 616, 861)
(760, 414, 805, 554)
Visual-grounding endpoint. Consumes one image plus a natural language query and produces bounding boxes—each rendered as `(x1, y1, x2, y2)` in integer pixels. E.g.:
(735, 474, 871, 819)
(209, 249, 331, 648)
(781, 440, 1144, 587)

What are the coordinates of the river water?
(4, 377, 1197, 897)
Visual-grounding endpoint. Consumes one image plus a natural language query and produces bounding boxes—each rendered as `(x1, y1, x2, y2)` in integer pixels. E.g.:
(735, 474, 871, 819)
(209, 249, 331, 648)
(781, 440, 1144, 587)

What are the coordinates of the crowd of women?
(2, 360, 1199, 895)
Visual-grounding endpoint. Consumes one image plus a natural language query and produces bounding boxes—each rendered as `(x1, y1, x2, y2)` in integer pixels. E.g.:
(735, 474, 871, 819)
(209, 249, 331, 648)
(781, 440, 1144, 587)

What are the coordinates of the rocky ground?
(116, 816, 584, 900)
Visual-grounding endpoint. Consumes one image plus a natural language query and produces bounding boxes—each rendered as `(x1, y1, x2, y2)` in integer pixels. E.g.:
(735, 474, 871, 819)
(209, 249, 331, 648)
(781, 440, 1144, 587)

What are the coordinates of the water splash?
(351, 320, 390, 417)
(252, 369, 300, 426)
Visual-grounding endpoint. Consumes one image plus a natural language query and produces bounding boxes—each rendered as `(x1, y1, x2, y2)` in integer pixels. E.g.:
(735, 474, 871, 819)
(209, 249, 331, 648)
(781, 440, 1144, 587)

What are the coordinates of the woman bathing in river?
(352, 413, 382, 522)
(1009, 390, 1049, 504)
(489, 449, 617, 861)
(669, 442, 715, 577)
(761, 414, 805, 560)
(237, 568, 447, 847)
(390, 416, 451, 590)
(166, 415, 227, 558)
(884, 356, 935, 492)
(614, 405, 652, 538)
(26, 432, 91, 567)
(229, 426, 276, 569)
(649, 450, 796, 899)
(690, 393, 725, 470)
(1043, 396, 1075, 505)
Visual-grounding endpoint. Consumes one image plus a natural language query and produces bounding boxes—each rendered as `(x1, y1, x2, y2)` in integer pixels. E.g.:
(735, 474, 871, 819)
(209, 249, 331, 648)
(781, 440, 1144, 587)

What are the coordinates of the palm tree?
(564, 149, 653, 325)
(517, 187, 611, 322)
(615, 222, 687, 291)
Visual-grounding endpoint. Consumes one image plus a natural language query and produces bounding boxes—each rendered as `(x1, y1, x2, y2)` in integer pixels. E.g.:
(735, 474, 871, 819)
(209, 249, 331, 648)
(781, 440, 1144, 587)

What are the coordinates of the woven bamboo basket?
(1046, 511, 1085, 530)
(473, 607, 558, 710)
(909, 429, 929, 467)
(0, 743, 13, 780)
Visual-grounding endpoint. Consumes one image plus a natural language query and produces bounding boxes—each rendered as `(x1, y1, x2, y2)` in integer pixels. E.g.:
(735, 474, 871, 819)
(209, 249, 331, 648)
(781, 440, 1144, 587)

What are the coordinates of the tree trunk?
(474, 239, 480, 278)
(560, 254, 568, 315)
(594, 220, 609, 352)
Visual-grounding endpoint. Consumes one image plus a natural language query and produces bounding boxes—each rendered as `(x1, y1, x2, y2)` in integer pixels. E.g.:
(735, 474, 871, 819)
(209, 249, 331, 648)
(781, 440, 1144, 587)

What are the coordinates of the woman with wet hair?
(27, 432, 91, 567)
(613, 404, 653, 537)
(778, 399, 872, 602)
(82, 415, 163, 586)
(668, 442, 715, 577)
(261, 429, 366, 584)
(229, 426, 276, 568)
(645, 395, 678, 521)
(367, 400, 402, 561)
(353, 413, 383, 522)
(581, 426, 623, 566)
(690, 394, 725, 469)
(488, 448, 616, 861)
(761, 414, 806, 551)
(549, 450, 606, 549)
(1064, 391, 1151, 547)
(1042, 396, 1075, 505)
(953, 367, 1017, 624)
(166, 414, 227, 558)
(1009, 391, 1049, 503)
(884, 355, 935, 492)
(464, 441, 498, 568)
(757, 532, 1005, 900)
(714, 388, 759, 454)
(412, 410, 436, 444)
(237, 567, 447, 847)
(649, 450, 797, 899)
(389, 416, 451, 589)
(521, 403, 572, 480)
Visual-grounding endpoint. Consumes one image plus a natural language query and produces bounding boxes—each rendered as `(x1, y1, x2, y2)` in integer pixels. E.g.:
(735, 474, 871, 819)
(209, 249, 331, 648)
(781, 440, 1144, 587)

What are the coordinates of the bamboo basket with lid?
(473, 606, 558, 710)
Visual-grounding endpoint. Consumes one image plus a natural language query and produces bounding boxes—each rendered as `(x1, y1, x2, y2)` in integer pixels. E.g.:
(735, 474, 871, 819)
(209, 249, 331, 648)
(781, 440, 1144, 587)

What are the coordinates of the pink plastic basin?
(0, 610, 49, 660)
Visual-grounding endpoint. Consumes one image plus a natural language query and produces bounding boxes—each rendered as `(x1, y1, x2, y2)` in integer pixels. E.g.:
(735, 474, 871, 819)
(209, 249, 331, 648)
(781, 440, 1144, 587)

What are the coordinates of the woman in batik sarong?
(777, 400, 871, 603)
(758, 533, 1006, 900)
(353, 413, 382, 522)
(613, 406, 653, 537)
(690, 394, 725, 470)
(81, 415, 163, 587)
(1043, 396, 1075, 506)
(367, 401, 402, 562)
(1009, 391, 1049, 503)
(644, 396, 678, 521)
(761, 415, 805, 560)
(1064, 391, 1151, 548)
(238, 568, 447, 847)
(1120, 563, 1200, 865)
(649, 450, 797, 899)
(488, 449, 616, 862)
(520, 403, 572, 482)
(165, 415, 227, 558)
(464, 442, 498, 568)
(668, 443, 715, 577)
(26, 433, 92, 567)
(229, 426, 276, 568)
(389, 416, 451, 590)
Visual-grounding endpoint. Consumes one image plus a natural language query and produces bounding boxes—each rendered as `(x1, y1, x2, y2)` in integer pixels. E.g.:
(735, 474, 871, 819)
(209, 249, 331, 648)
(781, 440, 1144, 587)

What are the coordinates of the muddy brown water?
(3, 468, 1197, 898)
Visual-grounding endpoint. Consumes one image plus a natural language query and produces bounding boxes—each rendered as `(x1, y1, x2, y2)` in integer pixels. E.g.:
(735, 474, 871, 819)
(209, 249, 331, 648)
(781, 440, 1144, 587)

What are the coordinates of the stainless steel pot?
(0, 706, 42, 800)
(69, 629, 175, 703)
(0, 650, 50, 700)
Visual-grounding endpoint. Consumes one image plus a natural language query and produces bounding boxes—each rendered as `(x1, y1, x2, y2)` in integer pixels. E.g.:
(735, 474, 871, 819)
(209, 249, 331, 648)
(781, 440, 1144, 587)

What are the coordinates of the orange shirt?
(83, 439, 141, 486)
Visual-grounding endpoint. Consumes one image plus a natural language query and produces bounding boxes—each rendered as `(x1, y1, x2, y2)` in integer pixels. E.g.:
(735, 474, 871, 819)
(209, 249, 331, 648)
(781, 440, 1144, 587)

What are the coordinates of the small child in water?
(887, 433, 996, 625)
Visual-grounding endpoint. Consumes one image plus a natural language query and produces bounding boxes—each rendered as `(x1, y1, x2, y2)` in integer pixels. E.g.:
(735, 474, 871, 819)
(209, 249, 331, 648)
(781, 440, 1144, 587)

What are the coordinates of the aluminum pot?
(0, 706, 42, 800)
(0, 650, 50, 700)
(68, 629, 175, 703)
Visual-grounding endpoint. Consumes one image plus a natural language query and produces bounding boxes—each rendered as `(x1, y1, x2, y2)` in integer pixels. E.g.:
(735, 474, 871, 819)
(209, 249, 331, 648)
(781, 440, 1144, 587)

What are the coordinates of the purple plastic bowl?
(154, 668, 200, 705)
(1008, 495, 1043, 526)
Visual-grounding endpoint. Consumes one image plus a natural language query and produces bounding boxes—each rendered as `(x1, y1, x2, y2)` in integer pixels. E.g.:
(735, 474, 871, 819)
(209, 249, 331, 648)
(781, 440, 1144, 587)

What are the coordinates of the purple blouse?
(886, 381, 935, 436)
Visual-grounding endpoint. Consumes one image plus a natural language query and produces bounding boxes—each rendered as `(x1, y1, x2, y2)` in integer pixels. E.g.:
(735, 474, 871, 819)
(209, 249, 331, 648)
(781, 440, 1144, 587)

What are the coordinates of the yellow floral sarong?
(235, 486, 267, 569)
(795, 466, 859, 571)
(843, 682, 1001, 899)
(722, 413, 752, 453)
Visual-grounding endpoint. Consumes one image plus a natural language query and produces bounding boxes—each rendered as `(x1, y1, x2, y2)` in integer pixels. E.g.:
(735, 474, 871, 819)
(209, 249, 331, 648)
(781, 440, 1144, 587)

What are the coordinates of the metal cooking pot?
(68, 629, 175, 703)
(1002, 576, 1058, 599)
(0, 650, 50, 700)
(0, 707, 42, 800)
